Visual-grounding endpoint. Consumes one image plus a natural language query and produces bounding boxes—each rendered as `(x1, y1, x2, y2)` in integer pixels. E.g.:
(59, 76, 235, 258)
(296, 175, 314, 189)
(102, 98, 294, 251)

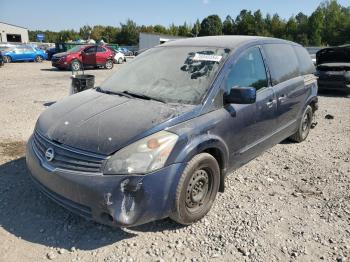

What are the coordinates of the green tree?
(191, 19, 201, 37)
(153, 25, 168, 34)
(321, 0, 350, 45)
(199, 15, 222, 36)
(235, 10, 256, 35)
(90, 25, 105, 41)
(285, 17, 297, 41)
(116, 19, 139, 45)
(79, 25, 92, 40)
(254, 10, 266, 35)
(222, 15, 235, 35)
(178, 22, 191, 37)
(168, 23, 179, 35)
(57, 30, 79, 42)
(308, 8, 324, 46)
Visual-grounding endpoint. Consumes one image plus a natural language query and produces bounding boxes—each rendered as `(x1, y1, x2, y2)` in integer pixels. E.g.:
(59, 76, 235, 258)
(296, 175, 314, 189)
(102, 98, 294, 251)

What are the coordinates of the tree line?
(29, 0, 350, 47)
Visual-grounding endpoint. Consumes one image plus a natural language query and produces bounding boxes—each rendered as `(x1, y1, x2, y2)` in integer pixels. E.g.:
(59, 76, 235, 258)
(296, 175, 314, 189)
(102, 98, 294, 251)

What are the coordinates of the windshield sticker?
(192, 53, 222, 62)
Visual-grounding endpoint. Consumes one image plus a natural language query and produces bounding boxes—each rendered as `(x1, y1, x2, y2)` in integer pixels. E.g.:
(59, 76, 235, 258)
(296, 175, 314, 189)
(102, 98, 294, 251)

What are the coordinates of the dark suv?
(26, 36, 318, 227)
(316, 45, 350, 92)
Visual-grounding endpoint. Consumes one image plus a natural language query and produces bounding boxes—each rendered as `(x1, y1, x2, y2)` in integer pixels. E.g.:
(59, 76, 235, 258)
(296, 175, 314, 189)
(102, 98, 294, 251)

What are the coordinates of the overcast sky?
(1, 0, 349, 31)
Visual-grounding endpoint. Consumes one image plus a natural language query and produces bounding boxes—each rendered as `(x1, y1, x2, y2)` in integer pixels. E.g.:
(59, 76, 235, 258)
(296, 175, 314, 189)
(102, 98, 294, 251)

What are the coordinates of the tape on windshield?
(192, 53, 222, 62)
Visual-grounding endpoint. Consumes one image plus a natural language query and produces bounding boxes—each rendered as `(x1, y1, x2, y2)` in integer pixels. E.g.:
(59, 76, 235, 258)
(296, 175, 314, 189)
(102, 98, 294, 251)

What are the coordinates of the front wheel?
(35, 55, 43, 63)
(118, 57, 123, 64)
(105, 59, 114, 69)
(289, 105, 313, 143)
(70, 59, 81, 71)
(170, 153, 220, 225)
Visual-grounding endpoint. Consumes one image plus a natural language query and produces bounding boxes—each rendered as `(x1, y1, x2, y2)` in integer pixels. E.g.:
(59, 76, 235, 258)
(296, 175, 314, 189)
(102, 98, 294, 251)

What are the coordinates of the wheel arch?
(169, 134, 229, 193)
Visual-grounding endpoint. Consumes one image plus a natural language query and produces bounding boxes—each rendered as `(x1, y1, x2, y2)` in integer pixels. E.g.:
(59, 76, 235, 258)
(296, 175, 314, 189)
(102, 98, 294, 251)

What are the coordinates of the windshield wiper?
(96, 88, 166, 103)
(123, 91, 166, 103)
(96, 87, 133, 99)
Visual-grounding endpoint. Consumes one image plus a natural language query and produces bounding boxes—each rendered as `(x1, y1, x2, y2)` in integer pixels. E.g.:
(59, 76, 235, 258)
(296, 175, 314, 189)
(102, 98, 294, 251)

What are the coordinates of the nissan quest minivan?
(26, 36, 318, 227)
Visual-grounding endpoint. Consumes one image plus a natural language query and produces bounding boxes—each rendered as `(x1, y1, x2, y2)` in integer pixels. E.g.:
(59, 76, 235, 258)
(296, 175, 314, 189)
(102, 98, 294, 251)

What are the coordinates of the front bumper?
(318, 77, 350, 92)
(51, 60, 69, 69)
(26, 136, 186, 227)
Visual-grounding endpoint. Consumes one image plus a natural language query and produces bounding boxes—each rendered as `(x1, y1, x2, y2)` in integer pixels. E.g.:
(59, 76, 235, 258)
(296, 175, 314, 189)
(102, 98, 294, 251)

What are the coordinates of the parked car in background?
(113, 51, 126, 64)
(316, 45, 350, 93)
(118, 47, 133, 56)
(2, 45, 48, 63)
(306, 47, 322, 65)
(106, 45, 126, 64)
(51, 45, 115, 70)
(46, 47, 58, 60)
(0, 52, 4, 67)
(27, 36, 318, 228)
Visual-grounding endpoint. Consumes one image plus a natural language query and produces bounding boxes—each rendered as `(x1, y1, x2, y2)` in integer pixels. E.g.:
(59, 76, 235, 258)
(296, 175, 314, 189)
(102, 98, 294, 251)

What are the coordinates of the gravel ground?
(0, 62, 349, 262)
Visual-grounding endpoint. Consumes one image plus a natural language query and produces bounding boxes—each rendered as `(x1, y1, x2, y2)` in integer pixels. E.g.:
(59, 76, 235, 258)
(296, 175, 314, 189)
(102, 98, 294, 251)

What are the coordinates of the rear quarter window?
(294, 46, 315, 75)
(263, 44, 300, 85)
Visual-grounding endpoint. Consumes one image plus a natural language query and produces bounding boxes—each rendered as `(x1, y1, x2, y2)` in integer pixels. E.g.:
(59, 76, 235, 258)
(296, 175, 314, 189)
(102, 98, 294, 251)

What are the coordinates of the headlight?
(103, 131, 178, 175)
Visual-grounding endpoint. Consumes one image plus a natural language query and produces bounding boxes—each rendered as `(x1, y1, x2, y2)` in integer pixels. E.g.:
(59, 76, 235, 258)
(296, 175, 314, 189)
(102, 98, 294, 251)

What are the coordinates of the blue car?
(26, 36, 318, 227)
(3, 45, 48, 63)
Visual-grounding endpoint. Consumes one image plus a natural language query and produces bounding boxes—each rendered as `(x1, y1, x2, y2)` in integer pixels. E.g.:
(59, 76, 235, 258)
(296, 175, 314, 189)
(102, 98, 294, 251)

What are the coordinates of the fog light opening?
(100, 212, 114, 223)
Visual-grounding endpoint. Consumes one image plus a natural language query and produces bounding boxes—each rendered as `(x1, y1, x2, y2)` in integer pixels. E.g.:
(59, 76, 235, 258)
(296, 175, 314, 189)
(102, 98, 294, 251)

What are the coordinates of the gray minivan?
(26, 36, 318, 227)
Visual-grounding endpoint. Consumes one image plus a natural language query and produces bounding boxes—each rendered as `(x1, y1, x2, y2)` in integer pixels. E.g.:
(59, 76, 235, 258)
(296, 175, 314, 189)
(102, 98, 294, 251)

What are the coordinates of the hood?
(316, 46, 350, 65)
(53, 51, 70, 58)
(36, 89, 194, 155)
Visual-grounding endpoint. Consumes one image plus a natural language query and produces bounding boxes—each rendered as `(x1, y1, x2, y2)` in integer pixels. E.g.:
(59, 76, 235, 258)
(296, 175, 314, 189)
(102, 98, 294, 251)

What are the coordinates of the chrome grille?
(32, 131, 106, 173)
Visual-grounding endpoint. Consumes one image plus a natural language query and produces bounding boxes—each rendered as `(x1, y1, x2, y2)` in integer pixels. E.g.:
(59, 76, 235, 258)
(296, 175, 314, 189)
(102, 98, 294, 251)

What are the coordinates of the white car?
(114, 51, 125, 64)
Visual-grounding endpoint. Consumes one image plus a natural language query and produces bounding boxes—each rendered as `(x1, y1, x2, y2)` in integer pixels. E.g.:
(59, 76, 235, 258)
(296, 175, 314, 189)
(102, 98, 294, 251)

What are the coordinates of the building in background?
(0, 22, 29, 43)
(139, 32, 185, 51)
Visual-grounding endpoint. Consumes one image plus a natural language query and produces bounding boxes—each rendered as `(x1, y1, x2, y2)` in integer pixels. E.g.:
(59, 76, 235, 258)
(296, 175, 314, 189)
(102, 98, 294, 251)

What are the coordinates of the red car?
(51, 45, 115, 70)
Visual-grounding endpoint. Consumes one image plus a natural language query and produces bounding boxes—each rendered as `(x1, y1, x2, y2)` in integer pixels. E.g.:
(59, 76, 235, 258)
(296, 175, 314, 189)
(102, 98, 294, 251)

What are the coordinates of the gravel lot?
(0, 61, 349, 262)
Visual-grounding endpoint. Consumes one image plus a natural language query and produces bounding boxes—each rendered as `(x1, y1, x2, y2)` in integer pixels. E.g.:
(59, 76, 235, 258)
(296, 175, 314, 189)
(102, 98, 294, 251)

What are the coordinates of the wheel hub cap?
(302, 114, 309, 132)
(186, 170, 209, 208)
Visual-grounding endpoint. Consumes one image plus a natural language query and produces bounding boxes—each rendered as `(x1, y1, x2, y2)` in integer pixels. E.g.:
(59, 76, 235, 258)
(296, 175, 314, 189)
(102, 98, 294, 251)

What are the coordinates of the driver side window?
(84, 46, 96, 54)
(224, 47, 268, 93)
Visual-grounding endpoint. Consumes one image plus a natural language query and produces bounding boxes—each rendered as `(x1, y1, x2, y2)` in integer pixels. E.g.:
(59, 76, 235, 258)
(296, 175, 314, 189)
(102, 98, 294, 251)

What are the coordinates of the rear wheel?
(70, 59, 81, 71)
(4, 56, 11, 63)
(289, 105, 313, 142)
(35, 55, 43, 62)
(118, 57, 123, 64)
(170, 153, 220, 225)
(105, 59, 114, 69)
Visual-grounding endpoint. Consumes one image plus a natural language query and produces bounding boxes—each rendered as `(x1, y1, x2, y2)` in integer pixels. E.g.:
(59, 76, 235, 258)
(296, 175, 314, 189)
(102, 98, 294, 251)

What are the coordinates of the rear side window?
(263, 44, 299, 85)
(97, 47, 106, 53)
(84, 47, 96, 53)
(294, 46, 315, 75)
(224, 47, 268, 92)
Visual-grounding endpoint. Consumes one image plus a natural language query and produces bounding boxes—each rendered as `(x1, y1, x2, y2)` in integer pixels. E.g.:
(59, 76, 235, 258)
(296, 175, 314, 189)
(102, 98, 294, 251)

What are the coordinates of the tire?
(70, 59, 81, 71)
(170, 153, 220, 225)
(35, 55, 43, 63)
(289, 105, 313, 143)
(105, 59, 114, 69)
(118, 57, 123, 64)
(4, 56, 11, 63)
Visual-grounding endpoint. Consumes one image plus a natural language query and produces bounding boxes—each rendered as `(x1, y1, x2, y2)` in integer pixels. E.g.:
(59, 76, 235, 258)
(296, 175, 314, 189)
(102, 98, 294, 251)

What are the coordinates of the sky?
(1, 0, 350, 31)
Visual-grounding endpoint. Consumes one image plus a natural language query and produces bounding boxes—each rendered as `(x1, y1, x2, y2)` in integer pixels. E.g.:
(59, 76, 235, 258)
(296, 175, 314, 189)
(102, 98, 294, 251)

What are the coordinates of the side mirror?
(224, 86, 256, 104)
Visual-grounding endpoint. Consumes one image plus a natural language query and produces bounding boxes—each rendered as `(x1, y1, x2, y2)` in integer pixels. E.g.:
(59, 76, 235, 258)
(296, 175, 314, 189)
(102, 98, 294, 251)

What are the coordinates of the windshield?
(100, 46, 230, 104)
(68, 45, 86, 53)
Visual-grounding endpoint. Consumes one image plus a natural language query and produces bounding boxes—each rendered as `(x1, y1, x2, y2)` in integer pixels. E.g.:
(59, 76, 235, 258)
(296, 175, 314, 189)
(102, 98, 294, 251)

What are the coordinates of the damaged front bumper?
(26, 136, 186, 227)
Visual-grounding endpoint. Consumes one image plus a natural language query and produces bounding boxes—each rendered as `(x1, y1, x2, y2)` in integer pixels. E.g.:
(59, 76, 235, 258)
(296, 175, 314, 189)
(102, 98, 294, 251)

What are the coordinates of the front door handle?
(278, 95, 287, 103)
(266, 100, 276, 108)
